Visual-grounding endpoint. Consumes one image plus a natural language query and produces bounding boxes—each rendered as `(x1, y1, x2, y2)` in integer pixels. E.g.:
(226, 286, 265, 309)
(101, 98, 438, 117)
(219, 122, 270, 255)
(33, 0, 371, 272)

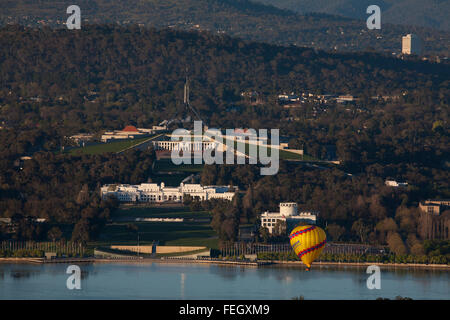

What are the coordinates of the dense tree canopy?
(0, 25, 448, 249)
(1, 0, 449, 54)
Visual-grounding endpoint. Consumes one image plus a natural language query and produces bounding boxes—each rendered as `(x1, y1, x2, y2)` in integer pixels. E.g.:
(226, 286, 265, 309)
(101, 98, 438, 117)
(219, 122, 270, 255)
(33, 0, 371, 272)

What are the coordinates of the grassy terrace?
(112, 206, 211, 219)
(92, 222, 218, 249)
(67, 135, 155, 155)
(151, 173, 193, 186)
(153, 159, 204, 173)
(155, 139, 317, 163)
(152, 158, 205, 185)
(91, 206, 218, 249)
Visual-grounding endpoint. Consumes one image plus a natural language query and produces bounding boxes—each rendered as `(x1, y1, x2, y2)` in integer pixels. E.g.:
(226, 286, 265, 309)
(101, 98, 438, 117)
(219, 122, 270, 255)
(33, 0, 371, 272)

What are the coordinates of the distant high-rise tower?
(402, 34, 422, 55)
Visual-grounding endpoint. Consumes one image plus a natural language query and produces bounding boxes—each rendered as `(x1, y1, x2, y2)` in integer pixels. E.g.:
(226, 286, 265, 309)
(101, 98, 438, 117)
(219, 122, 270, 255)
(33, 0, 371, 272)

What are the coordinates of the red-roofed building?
(101, 125, 151, 142)
(101, 124, 167, 142)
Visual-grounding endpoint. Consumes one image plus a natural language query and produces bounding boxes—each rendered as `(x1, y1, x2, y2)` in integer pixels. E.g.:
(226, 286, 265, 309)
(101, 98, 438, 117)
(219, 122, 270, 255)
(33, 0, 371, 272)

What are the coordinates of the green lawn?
(67, 136, 154, 155)
(151, 173, 193, 186)
(154, 159, 204, 173)
(91, 221, 218, 249)
(279, 149, 317, 161)
(112, 206, 211, 219)
(93, 206, 217, 249)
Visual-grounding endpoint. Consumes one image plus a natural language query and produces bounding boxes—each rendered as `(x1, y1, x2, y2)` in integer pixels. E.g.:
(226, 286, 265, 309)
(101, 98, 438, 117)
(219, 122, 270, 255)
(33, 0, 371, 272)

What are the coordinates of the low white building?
(336, 95, 356, 103)
(101, 125, 149, 142)
(101, 125, 168, 142)
(278, 94, 301, 103)
(385, 179, 408, 187)
(151, 130, 265, 152)
(260, 203, 317, 234)
(100, 182, 236, 203)
(151, 133, 219, 152)
(69, 133, 95, 143)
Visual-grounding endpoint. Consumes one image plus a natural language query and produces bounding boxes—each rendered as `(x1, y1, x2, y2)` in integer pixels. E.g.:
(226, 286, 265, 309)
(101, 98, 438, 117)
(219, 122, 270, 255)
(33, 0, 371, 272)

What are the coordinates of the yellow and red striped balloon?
(289, 225, 326, 270)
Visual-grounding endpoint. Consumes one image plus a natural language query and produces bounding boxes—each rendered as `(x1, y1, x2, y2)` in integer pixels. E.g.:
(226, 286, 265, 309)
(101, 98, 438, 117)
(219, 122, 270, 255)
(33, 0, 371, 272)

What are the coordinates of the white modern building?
(100, 182, 236, 203)
(336, 95, 356, 104)
(278, 94, 301, 103)
(69, 133, 95, 143)
(101, 125, 151, 142)
(385, 179, 408, 187)
(151, 129, 267, 153)
(151, 133, 220, 152)
(260, 203, 317, 234)
(402, 34, 422, 55)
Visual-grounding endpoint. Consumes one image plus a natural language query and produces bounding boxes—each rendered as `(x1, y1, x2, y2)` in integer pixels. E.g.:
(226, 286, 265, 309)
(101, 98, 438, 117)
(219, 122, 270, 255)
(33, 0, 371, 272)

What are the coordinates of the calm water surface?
(0, 262, 448, 299)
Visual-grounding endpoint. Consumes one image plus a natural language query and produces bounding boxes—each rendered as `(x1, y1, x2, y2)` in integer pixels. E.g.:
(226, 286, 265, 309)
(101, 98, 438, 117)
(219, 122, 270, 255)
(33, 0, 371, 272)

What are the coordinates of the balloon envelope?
(289, 225, 327, 269)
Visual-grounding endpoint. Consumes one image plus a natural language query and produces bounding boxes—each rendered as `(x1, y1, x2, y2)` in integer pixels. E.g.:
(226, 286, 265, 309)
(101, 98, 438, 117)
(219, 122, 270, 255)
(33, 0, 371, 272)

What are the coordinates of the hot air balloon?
(289, 225, 326, 270)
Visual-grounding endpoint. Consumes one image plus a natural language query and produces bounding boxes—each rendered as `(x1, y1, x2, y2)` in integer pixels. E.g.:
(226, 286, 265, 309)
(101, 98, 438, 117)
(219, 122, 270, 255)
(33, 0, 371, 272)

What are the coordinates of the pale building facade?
(101, 125, 167, 142)
(101, 182, 236, 203)
(419, 199, 450, 215)
(260, 202, 317, 234)
(385, 179, 408, 187)
(151, 136, 218, 152)
(101, 126, 150, 142)
(402, 34, 422, 55)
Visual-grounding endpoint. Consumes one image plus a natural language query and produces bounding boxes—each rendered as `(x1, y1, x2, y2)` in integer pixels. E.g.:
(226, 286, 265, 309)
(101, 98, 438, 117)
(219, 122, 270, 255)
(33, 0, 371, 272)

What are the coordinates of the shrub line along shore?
(0, 257, 448, 270)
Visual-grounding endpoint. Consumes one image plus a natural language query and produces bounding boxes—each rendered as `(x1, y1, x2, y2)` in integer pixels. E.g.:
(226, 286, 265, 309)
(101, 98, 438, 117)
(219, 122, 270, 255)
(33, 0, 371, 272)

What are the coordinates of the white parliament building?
(150, 129, 269, 153)
(100, 182, 236, 203)
(260, 202, 317, 234)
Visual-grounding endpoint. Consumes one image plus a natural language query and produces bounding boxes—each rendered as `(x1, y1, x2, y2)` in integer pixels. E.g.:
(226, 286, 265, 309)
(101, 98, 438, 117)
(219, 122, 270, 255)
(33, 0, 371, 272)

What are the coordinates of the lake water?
(0, 262, 448, 300)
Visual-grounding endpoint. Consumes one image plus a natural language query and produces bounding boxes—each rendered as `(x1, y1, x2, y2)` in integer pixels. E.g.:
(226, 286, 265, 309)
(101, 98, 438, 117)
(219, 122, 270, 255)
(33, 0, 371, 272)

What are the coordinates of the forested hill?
(0, 25, 449, 131)
(257, 0, 450, 31)
(1, 0, 449, 55)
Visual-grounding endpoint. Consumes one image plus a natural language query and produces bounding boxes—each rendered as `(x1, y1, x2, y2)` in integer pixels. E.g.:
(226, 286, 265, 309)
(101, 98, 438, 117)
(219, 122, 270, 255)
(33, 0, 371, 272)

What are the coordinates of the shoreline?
(0, 257, 448, 270)
(270, 260, 450, 270)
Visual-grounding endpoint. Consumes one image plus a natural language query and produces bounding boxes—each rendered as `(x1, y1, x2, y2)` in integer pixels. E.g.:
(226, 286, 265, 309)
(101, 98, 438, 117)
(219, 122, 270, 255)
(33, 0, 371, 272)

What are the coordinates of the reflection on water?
(0, 262, 448, 300)
(180, 273, 186, 299)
